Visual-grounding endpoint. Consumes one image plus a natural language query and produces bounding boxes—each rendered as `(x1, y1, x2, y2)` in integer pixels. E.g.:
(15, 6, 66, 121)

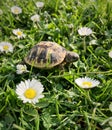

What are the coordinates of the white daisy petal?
(16, 86, 25, 95)
(37, 94, 44, 99)
(16, 79, 44, 104)
(25, 79, 31, 89)
(78, 27, 92, 36)
(0, 42, 13, 53)
(30, 78, 38, 86)
(20, 81, 27, 89)
(75, 77, 100, 89)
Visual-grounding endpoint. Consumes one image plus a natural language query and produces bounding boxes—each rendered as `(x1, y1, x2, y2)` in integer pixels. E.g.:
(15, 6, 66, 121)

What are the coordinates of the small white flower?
(16, 79, 44, 104)
(75, 77, 100, 89)
(78, 27, 92, 36)
(31, 14, 40, 22)
(0, 42, 13, 53)
(109, 50, 112, 58)
(12, 28, 25, 39)
(36, 2, 44, 8)
(89, 40, 97, 45)
(11, 6, 22, 15)
(16, 64, 28, 74)
(0, 9, 3, 15)
(68, 24, 74, 28)
(67, 91, 75, 98)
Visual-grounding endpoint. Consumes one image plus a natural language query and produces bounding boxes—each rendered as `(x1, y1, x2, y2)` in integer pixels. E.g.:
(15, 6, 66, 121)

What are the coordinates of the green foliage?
(0, 0, 112, 129)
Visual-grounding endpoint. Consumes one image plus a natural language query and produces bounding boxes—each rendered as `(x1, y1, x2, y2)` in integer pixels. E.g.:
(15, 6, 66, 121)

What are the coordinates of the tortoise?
(24, 41, 79, 69)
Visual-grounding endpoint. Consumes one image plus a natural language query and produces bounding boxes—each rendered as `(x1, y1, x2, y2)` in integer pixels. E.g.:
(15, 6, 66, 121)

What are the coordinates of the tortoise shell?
(24, 41, 67, 69)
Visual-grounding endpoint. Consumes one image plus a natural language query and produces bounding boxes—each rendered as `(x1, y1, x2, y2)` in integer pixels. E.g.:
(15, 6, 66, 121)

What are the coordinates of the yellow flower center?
(82, 81, 92, 87)
(24, 88, 37, 99)
(3, 45, 9, 50)
(17, 31, 22, 36)
(14, 9, 19, 14)
(21, 67, 26, 71)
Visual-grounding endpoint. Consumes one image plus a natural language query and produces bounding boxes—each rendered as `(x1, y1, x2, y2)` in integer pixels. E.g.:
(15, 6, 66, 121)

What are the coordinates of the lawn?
(0, 0, 112, 130)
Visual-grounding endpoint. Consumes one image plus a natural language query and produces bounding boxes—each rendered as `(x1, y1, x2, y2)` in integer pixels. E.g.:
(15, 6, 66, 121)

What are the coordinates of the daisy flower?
(78, 27, 93, 52)
(109, 50, 112, 58)
(36, 2, 44, 8)
(75, 77, 100, 89)
(12, 28, 25, 39)
(16, 79, 44, 104)
(78, 27, 92, 36)
(11, 6, 22, 15)
(16, 64, 28, 74)
(0, 42, 13, 53)
(31, 14, 40, 22)
(89, 40, 97, 45)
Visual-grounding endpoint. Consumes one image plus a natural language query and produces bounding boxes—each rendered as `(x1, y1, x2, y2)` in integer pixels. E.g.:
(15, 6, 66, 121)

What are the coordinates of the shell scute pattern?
(29, 46, 38, 60)
(37, 50, 47, 63)
(25, 41, 66, 69)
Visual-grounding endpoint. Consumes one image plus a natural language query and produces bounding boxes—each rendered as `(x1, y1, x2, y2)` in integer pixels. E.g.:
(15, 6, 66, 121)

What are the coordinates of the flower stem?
(35, 110, 40, 130)
(83, 36, 86, 52)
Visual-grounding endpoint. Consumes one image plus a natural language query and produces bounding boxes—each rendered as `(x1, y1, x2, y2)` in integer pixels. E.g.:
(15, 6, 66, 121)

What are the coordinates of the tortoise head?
(64, 51, 79, 63)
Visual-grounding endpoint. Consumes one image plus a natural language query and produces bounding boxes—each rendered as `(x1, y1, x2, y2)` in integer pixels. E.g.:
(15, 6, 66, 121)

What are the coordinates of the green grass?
(0, 0, 112, 129)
